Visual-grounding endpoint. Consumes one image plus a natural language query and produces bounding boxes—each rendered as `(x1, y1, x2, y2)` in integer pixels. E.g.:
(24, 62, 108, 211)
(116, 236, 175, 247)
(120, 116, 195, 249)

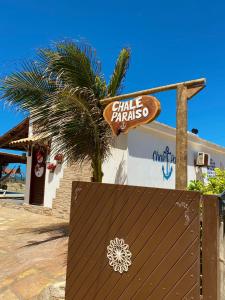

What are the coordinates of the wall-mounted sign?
(103, 95, 161, 135)
(153, 146, 176, 180)
(207, 158, 216, 178)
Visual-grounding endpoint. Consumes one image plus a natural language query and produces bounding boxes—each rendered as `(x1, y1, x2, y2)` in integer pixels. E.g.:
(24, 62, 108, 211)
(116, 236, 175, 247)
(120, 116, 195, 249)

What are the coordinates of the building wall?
(124, 123, 225, 189)
(43, 161, 65, 208)
(24, 156, 32, 204)
(24, 121, 33, 204)
(52, 162, 92, 220)
(24, 126, 66, 207)
(187, 140, 225, 183)
(102, 134, 128, 185)
(25, 121, 225, 216)
(42, 137, 66, 207)
(127, 125, 176, 188)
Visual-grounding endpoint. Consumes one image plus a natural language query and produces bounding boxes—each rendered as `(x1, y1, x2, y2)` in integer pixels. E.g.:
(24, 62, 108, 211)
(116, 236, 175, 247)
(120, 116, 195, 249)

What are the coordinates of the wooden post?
(219, 218, 224, 300)
(100, 79, 206, 190)
(202, 195, 220, 300)
(176, 84, 188, 190)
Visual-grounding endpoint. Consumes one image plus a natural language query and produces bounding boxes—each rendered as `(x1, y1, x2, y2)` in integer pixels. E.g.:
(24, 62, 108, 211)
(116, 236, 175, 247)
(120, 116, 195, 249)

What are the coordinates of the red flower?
(47, 163, 56, 171)
(54, 153, 63, 162)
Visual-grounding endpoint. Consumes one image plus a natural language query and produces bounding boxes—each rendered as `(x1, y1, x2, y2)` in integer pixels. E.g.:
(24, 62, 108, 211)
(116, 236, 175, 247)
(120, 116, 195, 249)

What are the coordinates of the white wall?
(24, 155, 32, 204)
(25, 121, 225, 207)
(102, 134, 128, 185)
(188, 139, 225, 184)
(44, 134, 128, 207)
(24, 122, 33, 204)
(104, 122, 225, 189)
(127, 125, 176, 188)
(43, 144, 66, 208)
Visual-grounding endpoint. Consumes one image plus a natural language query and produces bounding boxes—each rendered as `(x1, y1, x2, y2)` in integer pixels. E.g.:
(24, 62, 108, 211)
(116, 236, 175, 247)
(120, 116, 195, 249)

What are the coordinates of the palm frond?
(1, 61, 55, 108)
(1, 40, 130, 180)
(39, 86, 111, 163)
(107, 48, 130, 97)
(38, 41, 104, 98)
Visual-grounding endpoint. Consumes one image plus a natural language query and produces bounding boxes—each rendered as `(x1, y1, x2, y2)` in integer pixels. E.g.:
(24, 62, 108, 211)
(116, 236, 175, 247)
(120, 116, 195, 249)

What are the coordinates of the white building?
(103, 121, 225, 189)
(1, 119, 225, 219)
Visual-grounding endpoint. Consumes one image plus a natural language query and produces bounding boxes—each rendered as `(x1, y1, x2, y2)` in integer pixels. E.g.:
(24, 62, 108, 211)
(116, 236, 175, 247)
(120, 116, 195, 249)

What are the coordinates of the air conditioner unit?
(196, 152, 210, 167)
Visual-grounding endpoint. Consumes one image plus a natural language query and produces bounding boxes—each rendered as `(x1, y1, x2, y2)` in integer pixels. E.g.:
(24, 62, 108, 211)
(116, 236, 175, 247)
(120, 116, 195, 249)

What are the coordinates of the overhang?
(0, 152, 27, 164)
(9, 133, 50, 147)
(0, 118, 29, 150)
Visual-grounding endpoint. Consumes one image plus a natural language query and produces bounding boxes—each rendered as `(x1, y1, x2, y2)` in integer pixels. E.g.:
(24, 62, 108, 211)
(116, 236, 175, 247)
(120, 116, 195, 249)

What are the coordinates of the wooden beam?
(187, 85, 205, 100)
(175, 84, 188, 190)
(100, 78, 206, 105)
(100, 78, 206, 191)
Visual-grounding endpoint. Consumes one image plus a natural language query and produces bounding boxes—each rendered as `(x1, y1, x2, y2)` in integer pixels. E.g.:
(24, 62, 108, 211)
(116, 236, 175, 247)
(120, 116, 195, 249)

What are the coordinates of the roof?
(141, 121, 225, 154)
(9, 133, 50, 147)
(0, 152, 27, 164)
(0, 118, 29, 150)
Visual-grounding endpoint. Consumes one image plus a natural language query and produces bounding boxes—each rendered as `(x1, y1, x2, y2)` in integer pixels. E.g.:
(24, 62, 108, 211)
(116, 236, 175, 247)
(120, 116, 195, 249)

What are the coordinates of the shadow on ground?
(19, 223, 69, 247)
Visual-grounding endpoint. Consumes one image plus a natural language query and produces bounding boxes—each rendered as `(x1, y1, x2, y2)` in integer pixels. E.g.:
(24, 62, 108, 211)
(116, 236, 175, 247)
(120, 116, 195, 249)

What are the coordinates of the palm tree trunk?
(92, 156, 103, 182)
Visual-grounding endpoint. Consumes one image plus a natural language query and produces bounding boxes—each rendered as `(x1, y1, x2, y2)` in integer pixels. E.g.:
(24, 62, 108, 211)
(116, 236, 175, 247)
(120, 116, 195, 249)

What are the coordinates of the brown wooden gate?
(66, 182, 217, 299)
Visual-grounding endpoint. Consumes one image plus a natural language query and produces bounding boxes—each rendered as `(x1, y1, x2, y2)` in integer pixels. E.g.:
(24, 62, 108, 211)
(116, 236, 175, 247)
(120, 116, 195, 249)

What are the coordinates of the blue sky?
(0, 0, 225, 150)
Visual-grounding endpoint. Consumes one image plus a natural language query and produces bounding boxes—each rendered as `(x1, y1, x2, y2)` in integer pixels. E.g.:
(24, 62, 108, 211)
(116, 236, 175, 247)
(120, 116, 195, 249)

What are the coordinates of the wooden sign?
(103, 95, 161, 135)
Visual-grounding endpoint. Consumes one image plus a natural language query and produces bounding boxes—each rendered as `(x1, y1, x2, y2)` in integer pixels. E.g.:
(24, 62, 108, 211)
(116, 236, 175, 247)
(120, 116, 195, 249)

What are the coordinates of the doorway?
(29, 146, 47, 205)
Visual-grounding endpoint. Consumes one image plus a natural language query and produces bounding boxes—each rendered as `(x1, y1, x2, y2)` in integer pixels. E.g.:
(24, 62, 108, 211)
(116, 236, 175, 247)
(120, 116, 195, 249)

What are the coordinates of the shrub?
(188, 168, 225, 195)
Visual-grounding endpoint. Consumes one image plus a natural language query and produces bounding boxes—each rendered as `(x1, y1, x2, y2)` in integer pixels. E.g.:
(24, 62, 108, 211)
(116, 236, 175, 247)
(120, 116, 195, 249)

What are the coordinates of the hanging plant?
(54, 153, 63, 164)
(47, 163, 56, 173)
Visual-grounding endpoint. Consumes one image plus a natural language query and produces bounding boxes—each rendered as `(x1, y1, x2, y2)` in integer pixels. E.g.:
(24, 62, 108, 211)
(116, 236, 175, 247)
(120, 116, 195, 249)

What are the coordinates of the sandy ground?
(0, 207, 68, 299)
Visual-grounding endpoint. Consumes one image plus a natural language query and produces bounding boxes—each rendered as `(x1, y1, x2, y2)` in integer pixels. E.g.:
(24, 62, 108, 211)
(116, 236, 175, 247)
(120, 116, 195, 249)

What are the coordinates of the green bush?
(188, 168, 225, 195)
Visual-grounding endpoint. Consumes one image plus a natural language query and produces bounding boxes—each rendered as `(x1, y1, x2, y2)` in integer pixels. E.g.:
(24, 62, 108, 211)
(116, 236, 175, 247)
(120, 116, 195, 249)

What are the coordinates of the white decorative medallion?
(107, 238, 132, 274)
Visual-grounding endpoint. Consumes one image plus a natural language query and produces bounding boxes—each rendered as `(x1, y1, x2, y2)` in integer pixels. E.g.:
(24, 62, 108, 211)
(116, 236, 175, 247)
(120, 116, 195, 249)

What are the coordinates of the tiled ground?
(0, 207, 68, 299)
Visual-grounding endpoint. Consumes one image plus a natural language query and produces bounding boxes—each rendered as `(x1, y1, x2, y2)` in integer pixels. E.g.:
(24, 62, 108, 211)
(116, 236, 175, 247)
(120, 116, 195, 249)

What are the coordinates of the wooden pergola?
(101, 78, 206, 190)
(0, 152, 27, 164)
(0, 118, 29, 151)
(0, 152, 26, 179)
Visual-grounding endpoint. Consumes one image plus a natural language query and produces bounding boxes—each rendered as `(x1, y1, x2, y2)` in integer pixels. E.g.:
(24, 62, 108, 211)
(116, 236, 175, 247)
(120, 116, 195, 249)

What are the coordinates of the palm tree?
(1, 41, 130, 182)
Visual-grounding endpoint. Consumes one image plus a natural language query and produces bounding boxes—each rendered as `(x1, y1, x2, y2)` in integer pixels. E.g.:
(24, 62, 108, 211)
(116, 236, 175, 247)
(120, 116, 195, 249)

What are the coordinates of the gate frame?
(66, 183, 223, 299)
(202, 195, 222, 300)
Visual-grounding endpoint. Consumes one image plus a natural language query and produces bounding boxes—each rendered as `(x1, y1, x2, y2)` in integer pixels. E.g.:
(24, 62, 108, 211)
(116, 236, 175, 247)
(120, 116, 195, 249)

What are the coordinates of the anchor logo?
(120, 122, 127, 130)
(152, 146, 176, 180)
(162, 146, 173, 180)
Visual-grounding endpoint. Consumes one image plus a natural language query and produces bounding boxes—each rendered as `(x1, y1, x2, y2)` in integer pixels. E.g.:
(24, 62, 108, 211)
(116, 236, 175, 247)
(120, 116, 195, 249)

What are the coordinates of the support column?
(176, 84, 188, 190)
(202, 195, 220, 299)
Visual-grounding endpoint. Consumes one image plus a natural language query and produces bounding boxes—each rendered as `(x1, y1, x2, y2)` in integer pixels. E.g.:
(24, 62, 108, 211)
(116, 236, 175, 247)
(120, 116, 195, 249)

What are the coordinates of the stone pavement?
(0, 206, 68, 299)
